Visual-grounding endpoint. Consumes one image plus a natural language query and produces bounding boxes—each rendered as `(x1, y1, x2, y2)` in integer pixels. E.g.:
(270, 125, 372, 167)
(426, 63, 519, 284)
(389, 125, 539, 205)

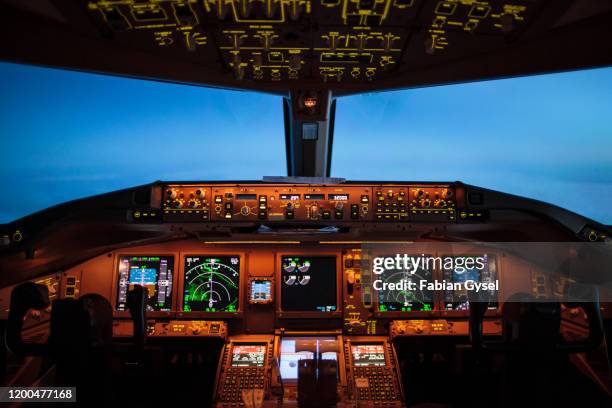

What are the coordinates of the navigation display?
(183, 256, 240, 312)
(116, 255, 174, 312)
(281, 256, 337, 312)
(231, 344, 266, 367)
(351, 344, 386, 367)
(377, 254, 434, 312)
(443, 254, 498, 311)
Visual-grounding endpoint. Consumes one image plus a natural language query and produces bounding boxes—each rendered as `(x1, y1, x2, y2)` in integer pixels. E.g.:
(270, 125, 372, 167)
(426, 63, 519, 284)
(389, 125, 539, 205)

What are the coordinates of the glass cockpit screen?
(231, 344, 266, 367)
(116, 255, 174, 312)
(183, 255, 240, 312)
(443, 254, 498, 311)
(351, 344, 386, 367)
(281, 256, 337, 312)
(377, 254, 434, 312)
(250, 279, 273, 303)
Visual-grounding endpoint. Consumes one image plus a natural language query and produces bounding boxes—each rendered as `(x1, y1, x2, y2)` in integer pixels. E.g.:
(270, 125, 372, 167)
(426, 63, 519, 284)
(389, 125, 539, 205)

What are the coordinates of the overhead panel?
(85, 0, 542, 84)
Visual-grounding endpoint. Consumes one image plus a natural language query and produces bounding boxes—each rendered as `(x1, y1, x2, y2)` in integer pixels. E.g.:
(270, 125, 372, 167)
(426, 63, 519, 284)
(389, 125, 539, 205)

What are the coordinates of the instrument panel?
(103, 241, 515, 330)
(160, 183, 457, 222)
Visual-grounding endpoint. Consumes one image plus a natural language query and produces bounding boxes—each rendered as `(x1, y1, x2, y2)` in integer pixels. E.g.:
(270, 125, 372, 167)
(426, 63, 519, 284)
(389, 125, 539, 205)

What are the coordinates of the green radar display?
(377, 255, 433, 312)
(183, 256, 240, 312)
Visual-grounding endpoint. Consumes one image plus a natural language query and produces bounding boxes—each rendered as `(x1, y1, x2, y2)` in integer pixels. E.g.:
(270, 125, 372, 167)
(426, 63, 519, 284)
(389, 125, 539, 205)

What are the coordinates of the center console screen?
(231, 344, 266, 367)
(116, 255, 174, 312)
(281, 256, 337, 312)
(351, 344, 386, 367)
(183, 255, 240, 312)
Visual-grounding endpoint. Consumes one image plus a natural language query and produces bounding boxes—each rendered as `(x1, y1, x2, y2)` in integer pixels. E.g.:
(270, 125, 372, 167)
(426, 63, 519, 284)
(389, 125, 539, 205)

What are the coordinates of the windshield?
(0, 62, 285, 223)
(334, 67, 612, 224)
(1, 63, 610, 224)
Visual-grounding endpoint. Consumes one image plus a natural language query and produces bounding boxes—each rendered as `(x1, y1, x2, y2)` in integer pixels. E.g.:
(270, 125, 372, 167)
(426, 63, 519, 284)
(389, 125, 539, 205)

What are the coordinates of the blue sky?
(0, 62, 611, 224)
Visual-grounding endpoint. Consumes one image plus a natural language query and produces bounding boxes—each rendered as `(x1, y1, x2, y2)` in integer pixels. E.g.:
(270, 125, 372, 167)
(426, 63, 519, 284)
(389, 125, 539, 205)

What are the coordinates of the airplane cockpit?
(1, 1, 612, 407)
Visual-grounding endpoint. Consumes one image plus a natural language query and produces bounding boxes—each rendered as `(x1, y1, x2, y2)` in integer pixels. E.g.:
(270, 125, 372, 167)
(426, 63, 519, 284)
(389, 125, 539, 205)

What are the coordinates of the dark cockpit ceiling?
(1, 0, 611, 95)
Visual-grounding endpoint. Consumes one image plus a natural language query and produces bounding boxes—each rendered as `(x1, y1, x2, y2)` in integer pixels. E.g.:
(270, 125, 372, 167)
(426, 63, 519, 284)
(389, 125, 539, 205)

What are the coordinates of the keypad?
(220, 367, 265, 402)
(353, 366, 397, 401)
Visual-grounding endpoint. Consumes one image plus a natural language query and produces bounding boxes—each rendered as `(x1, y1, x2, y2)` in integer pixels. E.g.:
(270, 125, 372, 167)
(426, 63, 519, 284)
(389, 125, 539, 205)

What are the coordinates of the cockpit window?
(333, 67, 612, 224)
(0, 62, 285, 223)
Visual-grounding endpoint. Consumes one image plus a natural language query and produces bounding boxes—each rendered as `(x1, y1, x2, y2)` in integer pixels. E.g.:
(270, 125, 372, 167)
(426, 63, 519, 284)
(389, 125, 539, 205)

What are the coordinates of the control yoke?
(5, 282, 50, 356)
(469, 291, 604, 352)
(5, 282, 148, 357)
(126, 285, 149, 349)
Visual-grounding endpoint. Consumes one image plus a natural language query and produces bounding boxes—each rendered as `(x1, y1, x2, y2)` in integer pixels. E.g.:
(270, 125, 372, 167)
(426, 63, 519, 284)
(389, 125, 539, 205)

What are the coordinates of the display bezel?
(112, 253, 177, 318)
(178, 252, 245, 318)
(276, 252, 342, 318)
(248, 277, 274, 304)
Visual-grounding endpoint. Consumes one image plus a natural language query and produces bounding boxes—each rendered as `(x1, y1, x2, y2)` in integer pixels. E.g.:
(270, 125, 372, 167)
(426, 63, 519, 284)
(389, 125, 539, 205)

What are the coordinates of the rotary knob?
(241, 206, 250, 216)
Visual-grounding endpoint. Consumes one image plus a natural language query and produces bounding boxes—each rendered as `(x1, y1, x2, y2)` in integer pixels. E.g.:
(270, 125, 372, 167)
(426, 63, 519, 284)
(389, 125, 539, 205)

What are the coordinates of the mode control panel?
(160, 184, 457, 223)
(163, 185, 211, 221)
(410, 186, 456, 221)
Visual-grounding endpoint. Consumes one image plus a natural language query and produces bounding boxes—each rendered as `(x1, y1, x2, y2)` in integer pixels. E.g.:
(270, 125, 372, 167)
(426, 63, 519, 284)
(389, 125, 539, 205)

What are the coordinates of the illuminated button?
(285, 210, 294, 219)
(214, 195, 223, 203)
(361, 195, 369, 203)
(224, 212, 232, 219)
(350, 204, 359, 219)
(334, 210, 343, 219)
(225, 202, 233, 211)
(258, 211, 267, 220)
(259, 195, 267, 202)
(322, 211, 331, 219)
